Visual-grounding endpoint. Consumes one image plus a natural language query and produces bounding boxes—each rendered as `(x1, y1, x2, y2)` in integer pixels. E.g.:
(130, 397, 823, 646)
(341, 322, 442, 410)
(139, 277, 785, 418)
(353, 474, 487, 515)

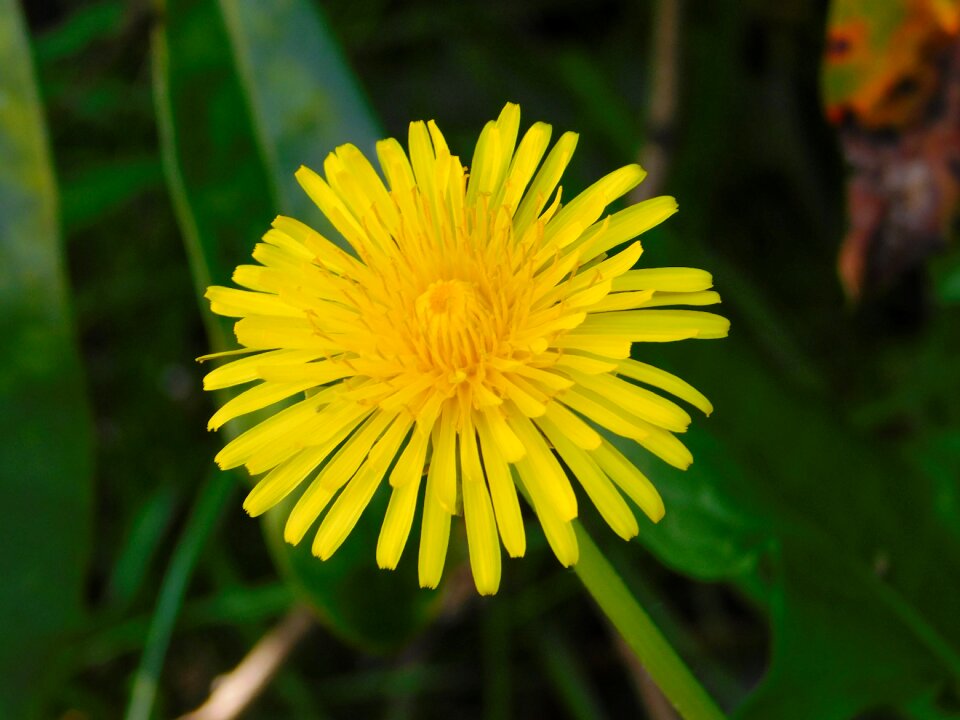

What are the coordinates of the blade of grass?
(123, 14, 255, 720)
(81, 583, 294, 667)
(106, 484, 179, 611)
(125, 468, 237, 720)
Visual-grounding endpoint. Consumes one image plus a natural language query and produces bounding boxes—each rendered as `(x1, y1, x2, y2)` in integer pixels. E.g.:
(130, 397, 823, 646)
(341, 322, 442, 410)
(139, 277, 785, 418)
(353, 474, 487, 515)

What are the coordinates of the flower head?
(202, 104, 728, 595)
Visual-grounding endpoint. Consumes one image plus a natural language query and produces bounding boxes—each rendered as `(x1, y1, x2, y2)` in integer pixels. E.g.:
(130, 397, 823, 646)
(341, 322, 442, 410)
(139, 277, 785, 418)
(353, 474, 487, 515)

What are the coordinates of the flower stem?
(572, 523, 727, 720)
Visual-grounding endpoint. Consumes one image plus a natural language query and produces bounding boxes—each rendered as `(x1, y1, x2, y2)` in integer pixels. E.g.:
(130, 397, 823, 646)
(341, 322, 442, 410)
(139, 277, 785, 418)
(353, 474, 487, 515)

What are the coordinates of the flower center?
(416, 279, 475, 322)
(413, 279, 495, 374)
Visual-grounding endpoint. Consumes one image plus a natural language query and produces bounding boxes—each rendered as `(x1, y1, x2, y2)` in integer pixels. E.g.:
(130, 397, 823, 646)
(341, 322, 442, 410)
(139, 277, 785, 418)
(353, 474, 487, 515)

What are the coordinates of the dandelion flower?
(201, 103, 728, 595)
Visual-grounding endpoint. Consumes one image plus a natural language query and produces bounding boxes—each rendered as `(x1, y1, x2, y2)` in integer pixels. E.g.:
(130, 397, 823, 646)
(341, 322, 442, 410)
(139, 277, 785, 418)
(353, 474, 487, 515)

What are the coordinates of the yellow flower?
(202, 103, 728, 595)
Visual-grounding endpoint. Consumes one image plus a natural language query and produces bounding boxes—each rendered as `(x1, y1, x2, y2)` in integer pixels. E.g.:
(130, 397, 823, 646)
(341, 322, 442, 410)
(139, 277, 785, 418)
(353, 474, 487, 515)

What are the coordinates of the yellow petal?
(284, 410, 393, 544)
(419, 475, 452, 589)
(255, 359, 354, 385)
(553, 334, 634, 358)
(498, 374, 547, 417)
(475, 412, 526, 557)
(460, 424, 502, 595)
(562, 241, 643, 297)
(242, 401, 372, 477)
(490, 102, 520, 196)
(376, 137, 416, 193)
(537, 415, 638, 540)
(588, 289, 656, 313)
(295, 165, 369, 253)
(495, 120, 551, 214)
(244, 444, 334, 517)
(466, 121, 502, 207)
(390, 427, 430, 487)
(579, 196, 678, 261)
(556, 386, 651, 442)
(202, 349, 319, 390)
(566, 370, 691, 433)
(431, 404, 458, 514)
(251, 242, 306, 272)
(205, 286, 301, 318)
(551, 351, 619, 375)
(376, 476, 422, 570)
(261, 226, 314, 258)
(214, 391, 330, 470)
(512, 465, 578, 567)
(233, 316, 337, 351)
(613, 267, 713, 293)
(634, 422, 694, 470)
(312, 414, 412, 560)
(616, 359, 713, 415)
(208, 380, 315, 431)
(476, 406, 526, 463)
(232, 264, 284, 293)
(591, 441, 665, 522)
(243, 403, 370, 516)
(544, 164, 646, 250)
(271, 215, 356, 275)
(563, 278, 614, 309)
(315, 411, 397, 492)
(639, 291, 721, 308)
(507, 409, 577, 521)
(543, 400, 601, 450)
(577, 309, 730, 340)
(513, 131, 578, 238)
(197, 347, 258, 363)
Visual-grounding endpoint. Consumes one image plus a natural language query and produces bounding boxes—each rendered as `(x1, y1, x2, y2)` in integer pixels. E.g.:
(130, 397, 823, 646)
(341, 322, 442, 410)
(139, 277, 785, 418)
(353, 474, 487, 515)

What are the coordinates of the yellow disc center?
(413, 279, 494, 373)
(416, 279, 477, 320)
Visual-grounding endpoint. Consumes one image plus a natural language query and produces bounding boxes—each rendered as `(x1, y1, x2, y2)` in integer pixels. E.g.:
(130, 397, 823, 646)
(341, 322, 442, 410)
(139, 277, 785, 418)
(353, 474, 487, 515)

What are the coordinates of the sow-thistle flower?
(201, 103, 728, 595)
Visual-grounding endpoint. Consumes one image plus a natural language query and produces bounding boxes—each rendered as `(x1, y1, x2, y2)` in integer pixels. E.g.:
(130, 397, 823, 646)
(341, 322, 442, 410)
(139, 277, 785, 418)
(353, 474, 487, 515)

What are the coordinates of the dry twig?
(633, 0, 682, 201)
(177, 605, 315, 720)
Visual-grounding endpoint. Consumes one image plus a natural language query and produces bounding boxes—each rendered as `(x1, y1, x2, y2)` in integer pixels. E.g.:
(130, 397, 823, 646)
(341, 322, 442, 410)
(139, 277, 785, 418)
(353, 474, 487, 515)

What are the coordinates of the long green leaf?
(0, 2, 94, 716)
(217, 0, 382, 239)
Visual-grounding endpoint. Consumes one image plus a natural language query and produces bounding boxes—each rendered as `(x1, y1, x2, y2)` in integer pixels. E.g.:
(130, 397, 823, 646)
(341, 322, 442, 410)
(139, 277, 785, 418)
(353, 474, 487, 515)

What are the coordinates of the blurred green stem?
(124, 469, 236, 720)
(573, 524, 727, 720)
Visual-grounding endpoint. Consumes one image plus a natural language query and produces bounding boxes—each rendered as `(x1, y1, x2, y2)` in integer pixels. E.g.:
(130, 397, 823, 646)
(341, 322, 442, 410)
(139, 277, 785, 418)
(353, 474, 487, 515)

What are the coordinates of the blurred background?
(4, 0, 960, 718)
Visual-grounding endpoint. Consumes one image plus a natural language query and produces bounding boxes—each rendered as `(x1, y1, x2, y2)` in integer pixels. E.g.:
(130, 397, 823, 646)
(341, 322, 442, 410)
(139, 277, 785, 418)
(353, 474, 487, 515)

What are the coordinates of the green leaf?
(153, 0, 437, 655)
(217, 0, 382, 241)
(603, 5, 960, 715)
(105, 484, 179, 611)
(628, 425, 768, 584)
(0, 1, 94, 716)
(621, 338, 960, 718)
(736, 536, 949, 720)
(153, 0, 273, 344)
